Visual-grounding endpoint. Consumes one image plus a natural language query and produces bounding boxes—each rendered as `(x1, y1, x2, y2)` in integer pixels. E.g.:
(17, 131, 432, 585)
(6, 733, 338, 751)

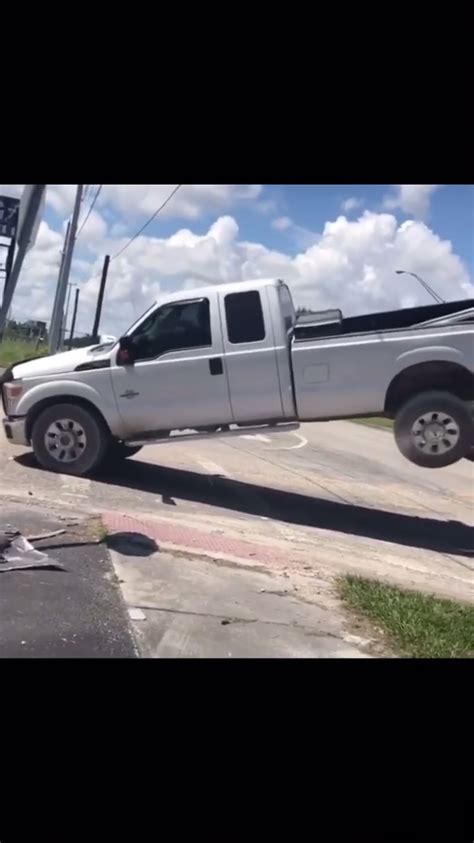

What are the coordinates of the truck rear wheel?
(394, 391, 473, 469)
(31, 402, 109, 476)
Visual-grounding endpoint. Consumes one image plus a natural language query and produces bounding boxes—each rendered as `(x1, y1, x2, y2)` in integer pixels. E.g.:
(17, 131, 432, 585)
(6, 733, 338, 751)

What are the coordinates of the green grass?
(339, 575, 474, 658)
(0, 339, 49, 368)
(351, 417, 394, 430)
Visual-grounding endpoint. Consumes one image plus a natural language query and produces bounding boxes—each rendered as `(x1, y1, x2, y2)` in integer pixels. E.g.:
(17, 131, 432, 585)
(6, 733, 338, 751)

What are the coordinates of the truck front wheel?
(105, 442, 143, 463)
(31, 403, 109, 476)
(394, 391, 473, 469)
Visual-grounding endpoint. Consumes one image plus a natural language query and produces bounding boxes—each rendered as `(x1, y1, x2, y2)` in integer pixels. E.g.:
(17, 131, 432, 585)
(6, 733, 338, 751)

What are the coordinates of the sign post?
(0, 195, 20, 311)
(0, 196, 20, 239)
(16, 185, 46, 252)
(0, 185, 46, 340)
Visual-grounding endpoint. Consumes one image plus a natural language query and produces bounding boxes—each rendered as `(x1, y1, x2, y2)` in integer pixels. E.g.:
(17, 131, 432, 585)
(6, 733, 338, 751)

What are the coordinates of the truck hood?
(11, 344, 115, 380)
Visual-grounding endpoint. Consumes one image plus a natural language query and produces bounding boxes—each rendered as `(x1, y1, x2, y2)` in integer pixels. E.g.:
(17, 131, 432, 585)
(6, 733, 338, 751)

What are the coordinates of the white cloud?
(2, 184, 263, 224)
(46, 185, 78, 215)
(271, 216, 319, 250)
(99, 184, 262, 220)
(7, 208, 472, 341)
(341, 197, 363, 213)
(8, 221, 64, 322)
(272, 216, 293, 231)
(383, 185, 441, 219)
(256, 199, 279, 215)
(76, 208, 108, 248)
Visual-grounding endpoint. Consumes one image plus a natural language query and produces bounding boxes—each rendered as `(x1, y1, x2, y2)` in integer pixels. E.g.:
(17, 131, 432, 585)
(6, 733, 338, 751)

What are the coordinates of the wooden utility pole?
(92, 254, 110, 340)
(68, 288, 80, 350)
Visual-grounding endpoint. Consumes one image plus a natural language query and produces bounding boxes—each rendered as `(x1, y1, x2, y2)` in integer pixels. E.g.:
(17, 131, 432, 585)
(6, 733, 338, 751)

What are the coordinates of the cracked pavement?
(111, 545, 374, 658)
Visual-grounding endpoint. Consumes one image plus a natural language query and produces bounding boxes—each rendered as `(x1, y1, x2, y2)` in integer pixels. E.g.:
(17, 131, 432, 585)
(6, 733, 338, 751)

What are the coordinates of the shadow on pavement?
(16, 454, 474, 558)
(107, 532, 159, 556)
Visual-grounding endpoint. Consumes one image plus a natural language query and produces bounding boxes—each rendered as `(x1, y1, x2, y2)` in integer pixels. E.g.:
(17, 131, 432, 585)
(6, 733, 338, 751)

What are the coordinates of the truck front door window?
(130, 298, 211, 360)
(225, 291, 265, 344)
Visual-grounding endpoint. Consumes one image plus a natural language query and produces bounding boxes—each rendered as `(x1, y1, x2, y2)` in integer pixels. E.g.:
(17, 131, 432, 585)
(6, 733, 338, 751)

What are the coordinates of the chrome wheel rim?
(45, 418, 87, 464)
(411, 411, 460, 456)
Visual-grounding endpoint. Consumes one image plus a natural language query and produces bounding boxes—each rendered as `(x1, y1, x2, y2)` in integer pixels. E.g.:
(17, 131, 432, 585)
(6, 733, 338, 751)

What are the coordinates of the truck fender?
(393, 345, 465, 375)
(15, 380, 124, 437)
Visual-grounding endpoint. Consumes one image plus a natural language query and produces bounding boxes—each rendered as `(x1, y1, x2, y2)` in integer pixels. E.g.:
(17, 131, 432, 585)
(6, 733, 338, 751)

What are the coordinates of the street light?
(395, 270, 445, 304)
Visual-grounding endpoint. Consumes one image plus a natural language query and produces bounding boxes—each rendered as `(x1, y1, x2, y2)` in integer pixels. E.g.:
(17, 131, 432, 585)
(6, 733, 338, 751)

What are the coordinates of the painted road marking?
(239, 434, 272, 443)
(239, 432, 308, 451)
(268, 432, 308, 451)
(196, 459, 231, 478)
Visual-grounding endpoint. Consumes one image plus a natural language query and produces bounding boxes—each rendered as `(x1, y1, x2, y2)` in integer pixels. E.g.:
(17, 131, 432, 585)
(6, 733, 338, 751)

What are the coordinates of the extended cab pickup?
(2, 278, 474, 475)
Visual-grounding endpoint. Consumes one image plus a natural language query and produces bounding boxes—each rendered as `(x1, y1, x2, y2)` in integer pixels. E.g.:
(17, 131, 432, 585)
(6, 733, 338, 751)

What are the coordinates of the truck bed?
(294, 299, 474, 341)
(290, 309, 474, 422)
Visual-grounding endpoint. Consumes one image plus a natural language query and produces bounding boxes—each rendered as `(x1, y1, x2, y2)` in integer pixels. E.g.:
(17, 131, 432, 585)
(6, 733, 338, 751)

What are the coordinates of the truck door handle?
(209, 357, 223, 376)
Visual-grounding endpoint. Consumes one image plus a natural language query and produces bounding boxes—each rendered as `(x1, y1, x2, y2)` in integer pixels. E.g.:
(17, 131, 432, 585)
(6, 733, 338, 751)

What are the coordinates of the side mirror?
(116, 336, 135, 366)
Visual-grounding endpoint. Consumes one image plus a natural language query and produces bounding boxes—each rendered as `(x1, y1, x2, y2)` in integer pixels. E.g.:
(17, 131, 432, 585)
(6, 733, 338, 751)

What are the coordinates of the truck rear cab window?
(225, 291, 265, 344)
(130, 298, 211, 360)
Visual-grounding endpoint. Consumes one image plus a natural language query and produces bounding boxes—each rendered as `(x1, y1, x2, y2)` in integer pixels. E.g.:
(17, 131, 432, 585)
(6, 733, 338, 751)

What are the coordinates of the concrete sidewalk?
(108, 529, 374, 658)
(0, 503, 137, 658)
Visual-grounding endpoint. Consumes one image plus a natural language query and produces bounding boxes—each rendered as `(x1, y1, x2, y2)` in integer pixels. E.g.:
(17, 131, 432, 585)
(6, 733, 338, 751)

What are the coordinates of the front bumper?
(2, 417, 29, 446)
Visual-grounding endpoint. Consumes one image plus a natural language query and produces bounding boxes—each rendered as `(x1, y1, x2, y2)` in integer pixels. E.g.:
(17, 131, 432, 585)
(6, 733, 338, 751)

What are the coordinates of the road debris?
(128, 608, 146, 621)
(24, 529, 67, 543)
(0, 530, 65, 573)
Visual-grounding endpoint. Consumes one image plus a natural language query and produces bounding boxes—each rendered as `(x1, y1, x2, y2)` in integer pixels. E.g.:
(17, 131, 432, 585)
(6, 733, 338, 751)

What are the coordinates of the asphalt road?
(1, 419, 472, 603)
(0, 504, 137, 657)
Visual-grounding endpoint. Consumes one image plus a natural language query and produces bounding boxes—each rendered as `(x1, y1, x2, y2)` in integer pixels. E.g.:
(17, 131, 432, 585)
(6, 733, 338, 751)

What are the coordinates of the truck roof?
(154, 277, 285, 305)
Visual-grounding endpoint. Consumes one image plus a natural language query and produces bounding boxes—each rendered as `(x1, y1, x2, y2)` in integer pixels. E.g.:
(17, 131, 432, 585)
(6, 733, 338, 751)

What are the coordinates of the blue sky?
(1, 183, 472, 337)
(40, 184, 474, 271)
(229, 185, 474, 267)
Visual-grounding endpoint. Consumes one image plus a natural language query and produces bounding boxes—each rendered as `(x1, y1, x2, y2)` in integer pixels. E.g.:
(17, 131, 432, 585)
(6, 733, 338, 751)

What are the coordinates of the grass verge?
(339, 575, 474, 658)
(0, 339, 49, 368)
(351, 417, 393, 430)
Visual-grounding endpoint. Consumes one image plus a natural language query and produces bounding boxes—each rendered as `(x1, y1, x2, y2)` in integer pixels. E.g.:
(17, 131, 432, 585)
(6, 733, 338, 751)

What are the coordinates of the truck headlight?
(2, 381, 24, 415)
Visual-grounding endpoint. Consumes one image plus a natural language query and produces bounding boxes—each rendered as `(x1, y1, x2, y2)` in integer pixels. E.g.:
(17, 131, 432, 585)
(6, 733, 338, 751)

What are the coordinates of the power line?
(76, 184, 103, 240)
(110, 184, 182, 261)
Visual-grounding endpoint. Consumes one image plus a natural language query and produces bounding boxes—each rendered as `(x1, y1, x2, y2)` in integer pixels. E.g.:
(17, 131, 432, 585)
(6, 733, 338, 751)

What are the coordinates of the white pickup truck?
(2, 278, 473, 475)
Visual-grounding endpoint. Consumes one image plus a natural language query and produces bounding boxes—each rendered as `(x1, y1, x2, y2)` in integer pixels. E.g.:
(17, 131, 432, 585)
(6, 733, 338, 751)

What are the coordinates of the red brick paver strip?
(102, 511, 289, 566)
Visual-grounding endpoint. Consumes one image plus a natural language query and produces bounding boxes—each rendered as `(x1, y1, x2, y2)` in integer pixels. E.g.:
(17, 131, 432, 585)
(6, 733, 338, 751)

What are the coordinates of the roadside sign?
(16, 185, 46, 251)
(0, 195, 20, 238)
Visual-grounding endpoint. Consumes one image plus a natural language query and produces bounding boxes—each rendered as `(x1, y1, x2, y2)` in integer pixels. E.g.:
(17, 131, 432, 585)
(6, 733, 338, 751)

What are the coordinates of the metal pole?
(0, 185, 46, 339)
(61, 282, 76, 348)
(68, 288, 80, 349)
(92, 255, 110, 339)
(48, 185, 83, 354)
(61, 284, 72, 349)
(49, 222, 71, 353)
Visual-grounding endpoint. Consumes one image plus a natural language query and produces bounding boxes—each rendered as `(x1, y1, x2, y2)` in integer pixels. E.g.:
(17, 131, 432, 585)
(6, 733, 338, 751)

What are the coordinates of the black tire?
(106, 442, 143, 462)
(31, 402, 109, 476)
(394, 391, 473, 469)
